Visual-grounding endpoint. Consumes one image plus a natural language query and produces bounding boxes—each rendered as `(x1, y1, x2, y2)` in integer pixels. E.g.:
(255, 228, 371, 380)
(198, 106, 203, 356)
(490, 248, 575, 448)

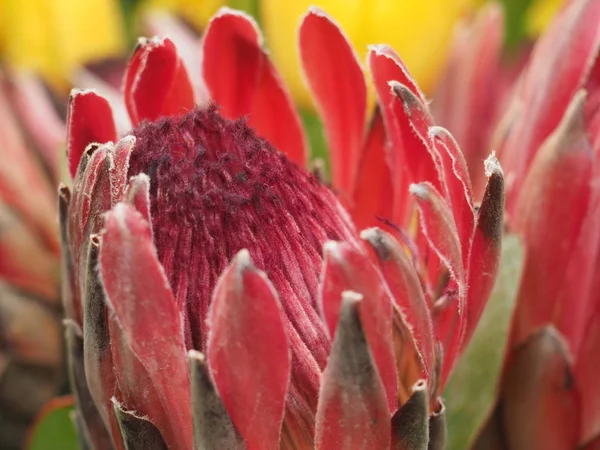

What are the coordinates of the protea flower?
(431, 3, 526, 199)
(473, 0, 600, 447)
(61, 7, 504, 449)
(0, 72, 65, 449)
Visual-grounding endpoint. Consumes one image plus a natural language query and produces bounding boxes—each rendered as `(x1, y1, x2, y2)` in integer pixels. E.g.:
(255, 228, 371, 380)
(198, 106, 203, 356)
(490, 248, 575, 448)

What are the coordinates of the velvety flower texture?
(61, 7, 504, 450)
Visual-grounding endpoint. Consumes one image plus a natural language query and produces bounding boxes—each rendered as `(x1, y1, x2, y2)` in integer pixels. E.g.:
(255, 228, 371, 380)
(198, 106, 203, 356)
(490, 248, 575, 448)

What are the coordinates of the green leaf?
(444, 234, 524, 450)
(501, 0, 535, 50)
(27, 397, 80, 450)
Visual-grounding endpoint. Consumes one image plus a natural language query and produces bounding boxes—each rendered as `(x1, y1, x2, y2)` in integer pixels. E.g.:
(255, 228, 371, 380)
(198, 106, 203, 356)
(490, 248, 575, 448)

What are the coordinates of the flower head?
(61, 7, 504, 449)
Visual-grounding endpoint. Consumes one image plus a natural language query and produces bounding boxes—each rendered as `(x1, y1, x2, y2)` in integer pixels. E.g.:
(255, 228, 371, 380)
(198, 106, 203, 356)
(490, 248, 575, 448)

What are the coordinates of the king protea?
(60, 6, 504, 450)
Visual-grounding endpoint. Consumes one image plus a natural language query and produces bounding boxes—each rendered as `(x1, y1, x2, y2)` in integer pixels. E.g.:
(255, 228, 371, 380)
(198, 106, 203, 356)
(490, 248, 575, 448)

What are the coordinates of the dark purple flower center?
(127, 106, 357, 356)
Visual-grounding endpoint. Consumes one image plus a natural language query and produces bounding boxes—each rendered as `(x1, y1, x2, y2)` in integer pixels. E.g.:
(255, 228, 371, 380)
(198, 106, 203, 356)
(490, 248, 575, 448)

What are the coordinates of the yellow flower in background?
(141, 0, 225, 30)
(526, 0, 564, 36)
(260, 0, 474, 109)
(0, 0, 126, 88)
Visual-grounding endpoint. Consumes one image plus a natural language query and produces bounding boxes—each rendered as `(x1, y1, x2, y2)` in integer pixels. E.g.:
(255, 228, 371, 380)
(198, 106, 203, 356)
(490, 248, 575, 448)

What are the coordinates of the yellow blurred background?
(0, 0, 563, 105)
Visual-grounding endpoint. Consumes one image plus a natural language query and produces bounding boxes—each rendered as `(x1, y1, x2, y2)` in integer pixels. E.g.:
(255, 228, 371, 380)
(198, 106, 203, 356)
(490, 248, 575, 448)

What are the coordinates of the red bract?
(494, 0, 600, 219)
(0, 72, 65, 448)
(432, 3, 509, 200)
(475, 0, 600, 447)
(61, 7, 503, 449)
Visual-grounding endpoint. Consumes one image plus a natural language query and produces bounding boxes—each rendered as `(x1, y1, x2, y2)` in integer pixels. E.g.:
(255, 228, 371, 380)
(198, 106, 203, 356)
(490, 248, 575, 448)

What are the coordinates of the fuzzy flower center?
(127, 106, 357, 354)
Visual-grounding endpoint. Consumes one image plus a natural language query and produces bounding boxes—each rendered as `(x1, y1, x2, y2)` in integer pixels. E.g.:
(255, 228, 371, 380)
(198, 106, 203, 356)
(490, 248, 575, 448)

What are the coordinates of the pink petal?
(315, 292, 391, 450)
(99, 203, 192, 449)
(361, 228, 436, 391)
(428, 127, 475, 263)
(501, 328, 579, 449)
(74, 63, 131, 135)
(0, 202, 58, 300)
(0, 84, 59, 254)
(319, 241, 397, 411)
(59, 186, 76, 320)
(7, 72, 65, 175)
(124, 174, 152, 226)
(367, 46, 429, 225)
(367, 45, 426, 105)
(65, 322, 119, 450)
(108, 322, 160, 448)
(410, 183, 464, 287)
(299, 8, 367, 197)
(475, 328, 580, 449)
(584, 51, 600, 153)
(109, 136, 135, 205)
(351, 110, 394, 230)
(432, 4, 505, 198)
(68, 145, 113, 324)
(510, 91, 595, 349)
(124, 37, 195, 126)
(391, 82, 442, 191)
(552, 164, 600, 355)
(207, 249, 290, 450)
(575, 309, 600, 443)
(66, 89, 117, 179)
(409, 182, 466, 384)
(203, 8, 306, 167)
(498, 0, 600, 213)
(432, 291, 460, 390)
(463, 154, 504, 350)
(143, 12, 209, 105)
(82, 236, 119, 443)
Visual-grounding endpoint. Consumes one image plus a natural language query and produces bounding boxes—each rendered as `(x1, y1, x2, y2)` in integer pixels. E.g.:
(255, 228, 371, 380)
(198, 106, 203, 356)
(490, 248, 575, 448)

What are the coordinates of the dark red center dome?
(127, 106, 358, 359)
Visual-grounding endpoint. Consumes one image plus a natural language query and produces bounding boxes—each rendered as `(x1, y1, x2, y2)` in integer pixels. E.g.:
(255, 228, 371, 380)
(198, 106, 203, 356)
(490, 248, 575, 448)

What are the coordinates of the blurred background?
(0, 0, 562, 449)
(0, 0, 561, 104)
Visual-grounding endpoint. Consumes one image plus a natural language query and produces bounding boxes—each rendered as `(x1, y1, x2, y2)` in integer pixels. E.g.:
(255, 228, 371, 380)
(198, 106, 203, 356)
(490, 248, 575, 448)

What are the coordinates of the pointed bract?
(315, 292, 391, 450)
(299, 8, 367, 198)
(428, 127, 475, 261)
(351, 110, 394, 230)
(432, 3, 505, 198)
(207, 250, 290, 450)
(112, 398, 168, 450)
(511, 91, 595, 348)
(320, 241, 398, 411)
(82, 235, 117, 440)
(497, 0, 600, 212)
(124, 37, 195, 125)
(188, 350, 244, 450)
(479, 328, 580, 449)
(99, 204, 192, 449)
(203, 8, 306, 166)
(390, 380, 429, 450)
(66, 89, 117, 179)
(463, 154, 504, 349)
(361, 228, 436, 392)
